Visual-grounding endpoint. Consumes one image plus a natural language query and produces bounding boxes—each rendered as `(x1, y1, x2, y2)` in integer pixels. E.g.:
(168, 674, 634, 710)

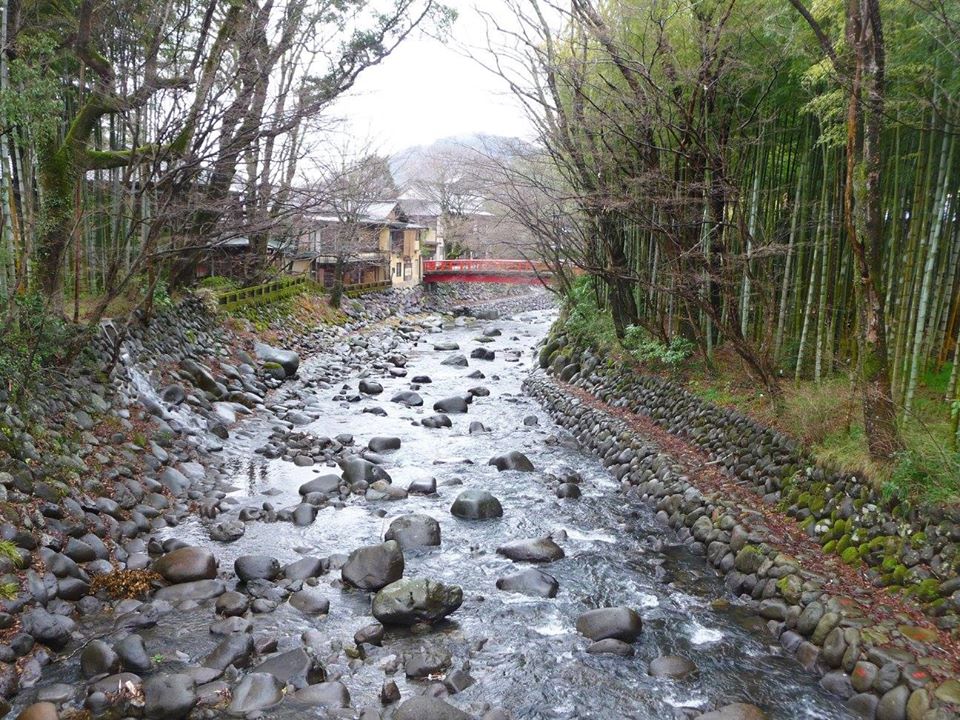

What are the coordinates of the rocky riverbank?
(0, 283, 550, 717)
(532, 328, 960, 720)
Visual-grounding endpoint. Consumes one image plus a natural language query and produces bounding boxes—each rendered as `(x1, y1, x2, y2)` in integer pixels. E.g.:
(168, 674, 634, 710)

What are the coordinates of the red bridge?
(423, 259, 553, 285)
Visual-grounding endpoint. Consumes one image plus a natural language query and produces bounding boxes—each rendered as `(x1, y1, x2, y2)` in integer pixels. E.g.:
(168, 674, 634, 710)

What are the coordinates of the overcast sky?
(330, 1, 534, 155)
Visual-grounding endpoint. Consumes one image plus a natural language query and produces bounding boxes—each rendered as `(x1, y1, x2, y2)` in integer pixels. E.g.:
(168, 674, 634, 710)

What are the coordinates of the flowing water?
(33, 305, 852, 719)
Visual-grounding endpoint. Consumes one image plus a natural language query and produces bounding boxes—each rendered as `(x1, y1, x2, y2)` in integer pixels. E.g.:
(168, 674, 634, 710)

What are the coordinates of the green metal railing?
(216, 276, 311, 311)
(343, 280, 392, 298)
(215, 275, 392, 310)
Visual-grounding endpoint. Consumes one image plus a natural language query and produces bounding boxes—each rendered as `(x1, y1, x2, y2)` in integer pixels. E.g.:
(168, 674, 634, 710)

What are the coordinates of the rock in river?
(341, 540, 404, 591)
(496, 568, 558, 598)
(488, 451, 535, 472)
(143, 673, 197, 720)
(385, 514, 442, 549)
(368, 436, 401, 452)
(394, 696, 469, 720)
(433, 396, 469, 414)
(649, 655, 698, 679)
(496, 536, 564, 563)
(234, 555, 280, 582)
(372, 578, 463, 625)
(391, 391, 423, 407)
(228, 673, 284, 714)
(450, 489, 503, 519)
(576, 607, 643, 643)
(153, 546, 217, 583)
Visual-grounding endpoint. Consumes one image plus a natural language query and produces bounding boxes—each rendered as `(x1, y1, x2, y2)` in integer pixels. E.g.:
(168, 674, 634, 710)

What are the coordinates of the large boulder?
(252, 648, 325, 688)
(496, 537, 564, 563)
(450, 490, 503, 520)
(341, 457, 392, 485)
(391, 391, 423, 407)
(372, 578, 463, 625)
(253, 342, 299, 377)
(341, 541, 404, 591)
(384, 514, 441, 549)
(488, 451, 535, 472)
(368, 436, 401, 453)
(575, 607, 643, 643)
(299, 475, 342, 497)
(440, 354, 468, 367)
(359, 380, 383, 395)
(153, 547, 217, 584)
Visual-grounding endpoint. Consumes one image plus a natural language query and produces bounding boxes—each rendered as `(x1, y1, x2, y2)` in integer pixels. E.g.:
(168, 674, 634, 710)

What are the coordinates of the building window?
(395, 262, 402, 278)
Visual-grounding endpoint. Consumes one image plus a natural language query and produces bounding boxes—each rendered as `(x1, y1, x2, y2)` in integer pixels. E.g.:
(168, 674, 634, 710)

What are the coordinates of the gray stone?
(496, 536, 564, 563)
(450, 490, 503, 519)
(496, 568, 558, 598)
(372, 578, 463, 625)
(649, 655, 697, 679)
(385, 515, 441, 549)
(488, 451, 535, 472)
(153, 547, 217, 584)
(234, 555, 280, 582)
(228, 672, 284, 714)
(342, 541, 404, 591)
(575, 607, 642, 643)
(394, 697, 469, 720)
(143, 674, 197, 719)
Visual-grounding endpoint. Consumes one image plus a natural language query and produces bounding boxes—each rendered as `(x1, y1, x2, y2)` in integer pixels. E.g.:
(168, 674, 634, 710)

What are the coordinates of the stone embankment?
(530, 329, 960, 720)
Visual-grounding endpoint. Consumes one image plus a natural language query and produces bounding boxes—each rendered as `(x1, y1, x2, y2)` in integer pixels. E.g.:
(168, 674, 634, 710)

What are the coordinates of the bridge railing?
(423, 259, 552, 274)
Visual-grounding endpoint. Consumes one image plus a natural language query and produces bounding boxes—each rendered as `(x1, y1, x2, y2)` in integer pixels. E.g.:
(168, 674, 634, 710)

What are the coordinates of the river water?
(31, 303, 852, 719)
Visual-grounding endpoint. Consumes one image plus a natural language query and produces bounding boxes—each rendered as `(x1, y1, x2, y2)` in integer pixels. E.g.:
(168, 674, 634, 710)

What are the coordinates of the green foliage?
(197, 276, 239, 291)
(151, 279, 175, 312)
(0, 582, 19, 601)
(883, 448, 960, 505)
(622, 326, 694, 368)
(0, 292, 79, 401)
(0, 540, 23, 568)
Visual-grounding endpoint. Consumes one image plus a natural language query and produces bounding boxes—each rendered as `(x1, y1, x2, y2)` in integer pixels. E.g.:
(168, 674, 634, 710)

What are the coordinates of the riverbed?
(23, 301, 853, 719)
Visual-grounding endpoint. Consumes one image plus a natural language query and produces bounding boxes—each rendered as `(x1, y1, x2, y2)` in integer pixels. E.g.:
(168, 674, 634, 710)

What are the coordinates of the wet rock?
(468, 422, 490, 434)
(434, 342, 460, 351)
(649, 655, 697, 679)
(394, 696, 469, 720)
(488, 451, 535, 472)
(252, 647, 324, 688)
(381, 680, 401, 704)
(203, 633, 254, 671)
(422, 415, 453, 429)
(450, 490, 503, 519)
(81, 639, 120, 678)
(556, 483, 581, 499)
(228, 673, 283, 714)
(434, 397, 468, 414)
(470, 348, 495, 361)
(360, 380, 384, 395)
(143, 674, 197, 719)
(440, 355, 468, 368)
(404, 648, 452, 678)
(289, 587, 330, 615)
(21, 608, 75, 650)
(575, 607, 642, 643)
(292, 681, 350, 708)
(115, 633, 153, 673)
(385, 515, 441, 549)
(586, 639, 635, 656)
(342, 457, 392, 484)
(496, 537, 564, 563)
(234, 555, 280, 582)
(694, 705, 767, 720)
(355, 622, 385, 646)
(342, 540, 405, 591)
(254, 342, 299, 377)
(154, 579, 225, 602)
(284, 557, 327, 580)
(154, 546, 217, 583)
(495, 568, 559, 599)
(372, 578, 463, 625)
(209, 520, 245, 543)
(299, 475, 342, 497)
(407, 478, 437, 495)
(369, 436, 401, 452)
(215, 591, 249, 617)
(391, 391, 424, 407)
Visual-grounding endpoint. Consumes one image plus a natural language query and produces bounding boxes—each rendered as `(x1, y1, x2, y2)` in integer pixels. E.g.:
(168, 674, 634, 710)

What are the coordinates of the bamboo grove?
(492, 0, 960, 460)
